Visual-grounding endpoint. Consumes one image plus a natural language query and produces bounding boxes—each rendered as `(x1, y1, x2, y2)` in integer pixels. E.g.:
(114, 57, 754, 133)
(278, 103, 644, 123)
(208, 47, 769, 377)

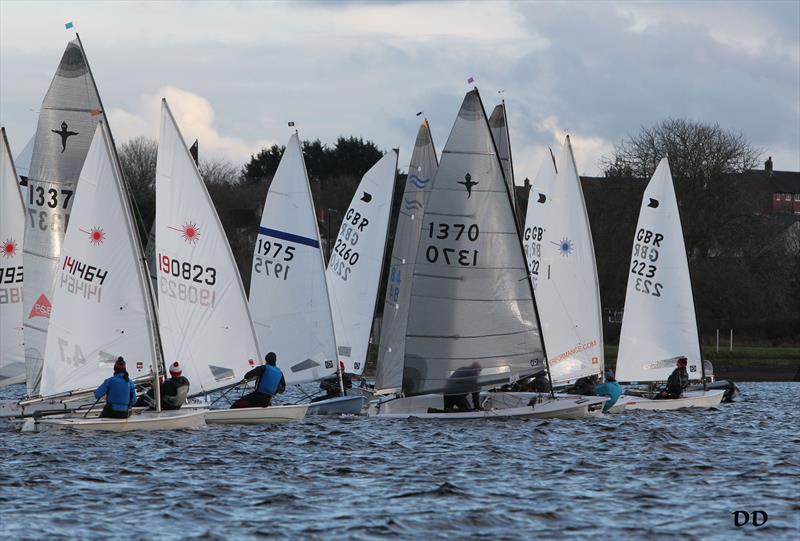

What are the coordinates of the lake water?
(1, 382, 797, 540)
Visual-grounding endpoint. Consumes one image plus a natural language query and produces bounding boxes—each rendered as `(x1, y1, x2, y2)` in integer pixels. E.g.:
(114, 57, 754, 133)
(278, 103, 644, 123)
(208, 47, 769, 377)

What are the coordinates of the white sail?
(326, 151, 398, 375)
(489, 103, 516, 213)
(403, 89, 545, 395)
(155, 99, 261, 394)
(616, 158, 702, 382)
(375, 120, 438, 393)
(0, 129, 26, 387)
(524, 136, 603, 386)
(249, 133, 338, 384)
(23, 38, 107, 395)
(40, 124, 157, 397)
(15, 135, 35, 181)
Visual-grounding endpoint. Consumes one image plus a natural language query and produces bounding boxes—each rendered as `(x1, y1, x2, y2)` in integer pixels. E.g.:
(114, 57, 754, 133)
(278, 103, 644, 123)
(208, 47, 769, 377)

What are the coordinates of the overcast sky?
(1, 0, 798, 179)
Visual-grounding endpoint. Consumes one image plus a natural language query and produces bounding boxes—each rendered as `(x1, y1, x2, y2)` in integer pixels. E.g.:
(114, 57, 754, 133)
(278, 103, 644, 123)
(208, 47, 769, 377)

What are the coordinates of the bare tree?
(602, 118, 761, 183)
(118, 136, 158, 193)
(199, 159, 241, 185)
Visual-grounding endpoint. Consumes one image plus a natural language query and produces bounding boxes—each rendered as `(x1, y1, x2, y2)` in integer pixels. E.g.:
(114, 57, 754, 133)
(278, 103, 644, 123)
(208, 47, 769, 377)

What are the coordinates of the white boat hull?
(369, 393, 607, 420)
(22, 409, 207, 432)
(204, 404, 308, 424)
(306, 396, 365, 416)
(616, 390, 725, 411)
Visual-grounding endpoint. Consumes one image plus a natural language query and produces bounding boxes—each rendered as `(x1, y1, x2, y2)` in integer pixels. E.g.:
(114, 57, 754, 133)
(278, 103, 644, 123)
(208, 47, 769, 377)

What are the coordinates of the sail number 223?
(425, 222, 480, 266)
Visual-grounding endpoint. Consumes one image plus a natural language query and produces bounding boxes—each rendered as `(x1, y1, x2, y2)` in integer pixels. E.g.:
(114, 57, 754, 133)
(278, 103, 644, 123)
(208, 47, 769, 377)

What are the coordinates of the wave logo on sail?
(1, 239, 17, 258)
(80, 227, 106, 246)
(408, 174, 430, 189)
(29, 294, 52, 319)
(169, 222, 200, 244)
(404, 198, 423, 211)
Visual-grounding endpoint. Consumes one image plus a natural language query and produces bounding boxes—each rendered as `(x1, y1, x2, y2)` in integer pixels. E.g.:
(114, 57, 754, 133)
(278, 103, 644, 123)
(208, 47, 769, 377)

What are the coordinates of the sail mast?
(77, 33, 166, 376)
(475, 88, 554, 396)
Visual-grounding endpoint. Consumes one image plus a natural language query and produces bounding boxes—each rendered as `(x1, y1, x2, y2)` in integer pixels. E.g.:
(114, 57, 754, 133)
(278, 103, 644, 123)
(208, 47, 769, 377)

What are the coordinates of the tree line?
(118, 119, 799, 345)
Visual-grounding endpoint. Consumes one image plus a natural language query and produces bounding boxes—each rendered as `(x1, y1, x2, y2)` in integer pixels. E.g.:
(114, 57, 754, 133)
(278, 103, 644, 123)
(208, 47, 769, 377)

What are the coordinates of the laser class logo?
(1, 238, 17, 258)
(80, 227, 105, 246)
(169, 222, 200, 244)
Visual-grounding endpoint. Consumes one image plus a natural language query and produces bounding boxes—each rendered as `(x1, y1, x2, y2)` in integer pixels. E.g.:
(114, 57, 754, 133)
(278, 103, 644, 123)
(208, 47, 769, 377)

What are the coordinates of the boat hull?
(616, 389, 725, 411)
(368, 393, 607, 419)
(204, 404, 308, 424)
(22, 409, 207, 432)
(306, 396, 365, 416)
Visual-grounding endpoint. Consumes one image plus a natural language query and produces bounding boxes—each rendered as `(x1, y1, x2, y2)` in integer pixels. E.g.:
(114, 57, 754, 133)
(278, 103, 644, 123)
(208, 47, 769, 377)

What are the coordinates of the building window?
(795, 194, 800, 202)
(775, 193, 781, 200)
(786, 194, 792, 201)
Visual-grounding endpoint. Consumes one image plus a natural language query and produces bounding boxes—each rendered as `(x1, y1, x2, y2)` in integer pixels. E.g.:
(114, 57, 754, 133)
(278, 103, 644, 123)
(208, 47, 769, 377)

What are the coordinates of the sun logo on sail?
(1, 239, 17, 258)
(80, 227, 106, 245)
(170, 222, 200, 244)
(556, 237, 574, 256)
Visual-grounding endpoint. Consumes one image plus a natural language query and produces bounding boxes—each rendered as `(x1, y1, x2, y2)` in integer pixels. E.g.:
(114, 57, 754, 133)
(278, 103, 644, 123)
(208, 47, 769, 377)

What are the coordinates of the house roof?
(766, 170, 800, 193)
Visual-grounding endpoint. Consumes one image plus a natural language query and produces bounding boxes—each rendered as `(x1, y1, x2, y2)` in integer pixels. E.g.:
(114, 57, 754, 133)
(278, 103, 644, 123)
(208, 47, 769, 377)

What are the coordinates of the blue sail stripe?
(408, 174, 431, 189)
(258, 226, 320, 248)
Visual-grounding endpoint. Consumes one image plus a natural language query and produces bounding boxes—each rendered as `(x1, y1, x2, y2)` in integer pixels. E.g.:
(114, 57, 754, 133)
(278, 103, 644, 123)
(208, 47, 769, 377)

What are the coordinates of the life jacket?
(163, 376, 190, 408)
(257, 365, 283, 396)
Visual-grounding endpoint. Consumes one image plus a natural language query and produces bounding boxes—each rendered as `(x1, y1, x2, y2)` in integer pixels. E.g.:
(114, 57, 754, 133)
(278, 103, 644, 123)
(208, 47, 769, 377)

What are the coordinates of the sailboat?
(614, 158, 724, 410)
(154, 100, 306, 424)
(326, 150, 399, 377)
(523, 136, 604, 387)
(370, 89, 606, 419)
(22, 123, 206, 431)
(374, 119, 438, 397)
(249, 132, 362, 415)
(22, 36, 109, 397)
(0, 129, 27, 388)
(488, 102, 517, 213)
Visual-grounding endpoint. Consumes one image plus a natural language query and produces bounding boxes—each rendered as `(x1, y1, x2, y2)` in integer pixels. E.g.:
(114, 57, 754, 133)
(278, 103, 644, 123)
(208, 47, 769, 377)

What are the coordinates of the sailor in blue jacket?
(594, 369, 622, 412)
(95, 357, 137, 419)
(231, 352, 286, 409)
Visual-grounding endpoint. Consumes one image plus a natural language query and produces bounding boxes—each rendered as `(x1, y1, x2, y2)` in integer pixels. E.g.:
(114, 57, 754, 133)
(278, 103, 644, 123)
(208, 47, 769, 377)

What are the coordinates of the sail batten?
(249, 134, 337, 384)
(401, 90, 544, 396)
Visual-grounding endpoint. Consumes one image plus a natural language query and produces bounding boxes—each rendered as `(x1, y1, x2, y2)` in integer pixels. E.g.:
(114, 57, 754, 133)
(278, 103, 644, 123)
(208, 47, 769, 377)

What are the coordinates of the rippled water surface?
(1, 382, 798, 540)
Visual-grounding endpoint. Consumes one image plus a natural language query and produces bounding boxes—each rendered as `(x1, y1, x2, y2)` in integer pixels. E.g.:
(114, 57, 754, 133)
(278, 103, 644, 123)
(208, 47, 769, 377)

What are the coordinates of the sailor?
(531, 371, 551, 393)
(311, 373, 352, 403)
(231, 352, 286, 408)
(571, 374, 598, 396)
(443, 362, 482, 412)
(656, 356, 690, 399)
(594, 369, 622, 412)
(160, 362, 190, 410)
(94, 357, 137, 419)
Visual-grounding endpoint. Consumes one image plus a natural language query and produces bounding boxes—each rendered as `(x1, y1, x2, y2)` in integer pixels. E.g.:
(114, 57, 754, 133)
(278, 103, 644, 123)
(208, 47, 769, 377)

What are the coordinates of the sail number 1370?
(425, 222, 480, 266)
